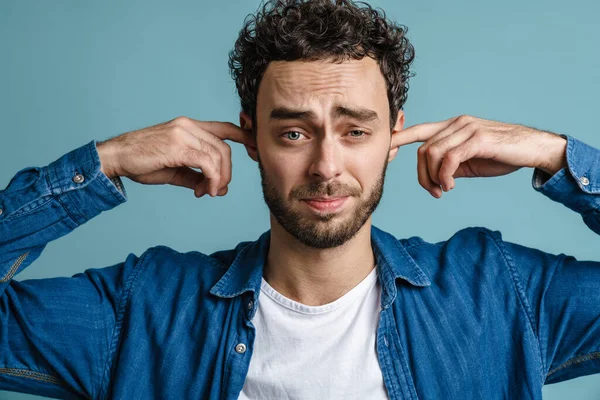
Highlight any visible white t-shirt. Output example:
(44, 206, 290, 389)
(239, 267, 389, 400)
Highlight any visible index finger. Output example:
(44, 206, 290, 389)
(392, 118, 455, 147)
(190, 120, 256, 147)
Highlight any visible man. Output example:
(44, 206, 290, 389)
(1, 0, 599, 399)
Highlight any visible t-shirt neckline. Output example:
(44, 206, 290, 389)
(259, 266, 378, 315)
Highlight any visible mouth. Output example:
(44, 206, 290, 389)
(301, 196, 350, 213)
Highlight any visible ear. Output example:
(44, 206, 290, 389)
(240, 111, 258, 162)
(388, 110, 405, 163)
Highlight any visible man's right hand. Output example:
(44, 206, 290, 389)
(96, 116, 256, 198)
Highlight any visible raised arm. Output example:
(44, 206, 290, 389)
(392, 114, 600, 384)
(0, 116, 254, 398)
(0, 139, 131, 398)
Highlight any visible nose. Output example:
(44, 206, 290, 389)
(307, 136, 343, 181)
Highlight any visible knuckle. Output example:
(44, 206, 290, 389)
(203, 164, 218, 178)
(425, 146, 438, 158)
(172, 116, 190, 126)
(417, 145, 427, 156)
(222, 142, 232, 156)
(445, 151, 459, 165)
(457, 114, 472, 123)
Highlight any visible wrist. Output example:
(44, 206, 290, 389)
(537, 133, 567, 176)
(96, 140, 120, 179)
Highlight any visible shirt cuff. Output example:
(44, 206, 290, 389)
(532, 134, 600, 215)
(46, 140, 127, 226)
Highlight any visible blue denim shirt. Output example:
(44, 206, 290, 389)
(0, 135, 599, 400)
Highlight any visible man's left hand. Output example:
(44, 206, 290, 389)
(391, 115, 568, 198)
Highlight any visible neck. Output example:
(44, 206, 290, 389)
(263, 216, 376, 306)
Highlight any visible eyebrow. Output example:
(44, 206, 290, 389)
(269, 106, 379, 123)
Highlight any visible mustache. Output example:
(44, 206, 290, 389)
(290, 181, 361, 199)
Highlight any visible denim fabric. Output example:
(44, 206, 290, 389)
(0, 135, 599, 399)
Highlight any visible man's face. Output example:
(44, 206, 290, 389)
(251, 57, 401, 249)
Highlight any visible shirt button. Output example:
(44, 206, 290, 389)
(72, 173, 85, 184)
(0, 208, 3, 216)
(247, 300, 253, 310)
(580, 176, 590, 186)
(235, 343, 247, 354)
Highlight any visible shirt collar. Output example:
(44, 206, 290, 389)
(209, 226, 431, 308)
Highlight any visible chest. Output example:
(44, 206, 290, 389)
(239, 282, 388, 399)
(105, 269, 544, 400)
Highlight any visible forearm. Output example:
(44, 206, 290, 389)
(0, 140, 127, 284)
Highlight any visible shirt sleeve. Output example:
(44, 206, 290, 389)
(531, 133, 600, 234)
(497, 134, 600, 385)
(0, 141, 137, 398)
(0, 139, 127, 282)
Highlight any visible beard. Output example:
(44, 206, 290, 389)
(258, 156, 387, 249)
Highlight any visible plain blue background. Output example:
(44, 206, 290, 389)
(1, 0, 599, 398)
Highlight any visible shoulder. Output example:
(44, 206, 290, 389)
(125, 240, 255, 292)
(398, 226, 507, 275)
(400, 225, 503, 251)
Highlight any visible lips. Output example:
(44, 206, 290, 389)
(305, 197, 345, 201)
(301, 196, 349, 212)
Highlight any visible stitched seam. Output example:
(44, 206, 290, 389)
(386, 311, 410, 399)
(488, 230, 547, 380)
(46, 169, 81, 225)
(372, 245, 394, 308)
(2, 198, 53, 222)
(97, 249, 151, 400)
(377, 314, 396, 399)
(0, 367, 61, 385)
(0, 252, 29, 283)
(547, 351, 600, 377)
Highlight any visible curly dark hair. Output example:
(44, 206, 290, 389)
(228, 0, 415, 132)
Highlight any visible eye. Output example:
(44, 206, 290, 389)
(282, 131, 305, 141)
(348, 130, 366, 138)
